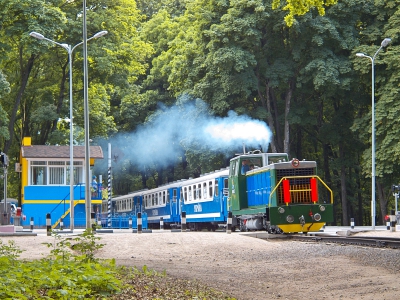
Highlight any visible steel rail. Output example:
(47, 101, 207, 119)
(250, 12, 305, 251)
(290, 235, 400, 249)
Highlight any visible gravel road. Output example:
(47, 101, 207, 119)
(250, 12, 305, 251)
(2, 229, 400, 299)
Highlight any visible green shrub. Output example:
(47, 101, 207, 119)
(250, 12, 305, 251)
(0, 229, 121, 299)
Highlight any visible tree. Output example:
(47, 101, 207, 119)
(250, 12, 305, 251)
(0, 71, 10, 141)
(353, 0, 400, 223)
(272, 0, 338, 26)
(0, 0, 67, 153)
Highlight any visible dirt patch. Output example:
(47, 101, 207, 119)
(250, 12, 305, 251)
(2, 230, 400, 299)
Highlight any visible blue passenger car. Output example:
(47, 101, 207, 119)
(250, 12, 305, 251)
(104, 191, 147, 229)
(143, 182, 181, 229)
(180, 169, 229, 231)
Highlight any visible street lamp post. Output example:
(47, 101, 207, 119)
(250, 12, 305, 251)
(356, 37, 391, 230)
(29, 30, 107, 231)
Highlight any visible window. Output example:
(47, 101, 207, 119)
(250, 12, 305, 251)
(215, 179, 219, 196)
(163, 191, 166, 204)
(197, 184, 202, 199)
(67, 161, 83, 184)
(49, 161, 65, 185)
(203, 183, 207, 199)
(31, 161, 47, 185)
(224, 178, 229, 195)
(209, 181, 213, 198)
(30, 160, 83, 185)
(188, 186, 192, 201)
(231, 160, 238, 176)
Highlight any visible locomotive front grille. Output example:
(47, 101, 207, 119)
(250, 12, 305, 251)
(276, 167, 315, 178)
(276, 168, 316, 205)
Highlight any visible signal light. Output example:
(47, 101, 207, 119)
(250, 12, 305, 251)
(0, 151, 9, 167)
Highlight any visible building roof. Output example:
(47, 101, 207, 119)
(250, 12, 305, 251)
(21, 145, 104, 159)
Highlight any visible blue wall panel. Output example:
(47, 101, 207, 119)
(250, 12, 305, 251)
(22, 185, 91, 227)
(247, 170, 272, 207)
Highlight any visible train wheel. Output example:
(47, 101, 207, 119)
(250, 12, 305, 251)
(239, 220, 246, 232)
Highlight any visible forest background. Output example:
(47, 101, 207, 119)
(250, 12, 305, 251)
(0, 0, 399, 227)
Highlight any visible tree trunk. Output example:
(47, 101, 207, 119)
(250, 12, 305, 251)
(4, 52, 36, 153)
(355, 162, 363, 226)
(323, 143, 336, 225)
(339, 143, 348, 225)
(376, 181, 388, 225)
(263, 81, 277, 153)
(283, 81, 293, 154)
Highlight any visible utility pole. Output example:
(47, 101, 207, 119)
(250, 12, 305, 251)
(1, 151, 9, 225)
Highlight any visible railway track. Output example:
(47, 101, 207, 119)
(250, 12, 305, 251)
(290, 234, 400, 249)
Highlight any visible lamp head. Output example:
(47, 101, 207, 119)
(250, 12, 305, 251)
(29, 32, 45, 40)
(93, 30, 108, 39)
(381, 38, 391, 48)
(356, 53, 366, 58)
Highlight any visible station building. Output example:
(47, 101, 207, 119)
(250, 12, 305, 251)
(19, 137, 103, 227)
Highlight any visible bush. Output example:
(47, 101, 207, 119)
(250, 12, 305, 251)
(0, 229, 122, 299)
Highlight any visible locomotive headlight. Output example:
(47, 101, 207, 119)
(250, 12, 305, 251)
(286, 215, 294, 223)
(314, 213, 322, 221)
(319, 205, 326, 212)
(278, 207, 285, 214)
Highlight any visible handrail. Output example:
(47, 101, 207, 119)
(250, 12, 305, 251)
(49, 184, 82, 229)
(50, 184, 81, 214)
(268, 175, 333, 206)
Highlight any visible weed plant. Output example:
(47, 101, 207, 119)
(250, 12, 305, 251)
(0, 229, 121, 299)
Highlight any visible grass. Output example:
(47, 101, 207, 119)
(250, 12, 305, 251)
(112, 265, 235, 299)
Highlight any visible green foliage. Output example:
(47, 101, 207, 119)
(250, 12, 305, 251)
(0, 70, 10, 98)
(272, 0, 338, 26)
(44, 229, 105, 263)
(0, 230, 121, 299)
(0, 240, 23, 260)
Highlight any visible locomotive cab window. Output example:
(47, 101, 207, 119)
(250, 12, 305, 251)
(268, 155, 288, 164)
(230, 159, 239, 176)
